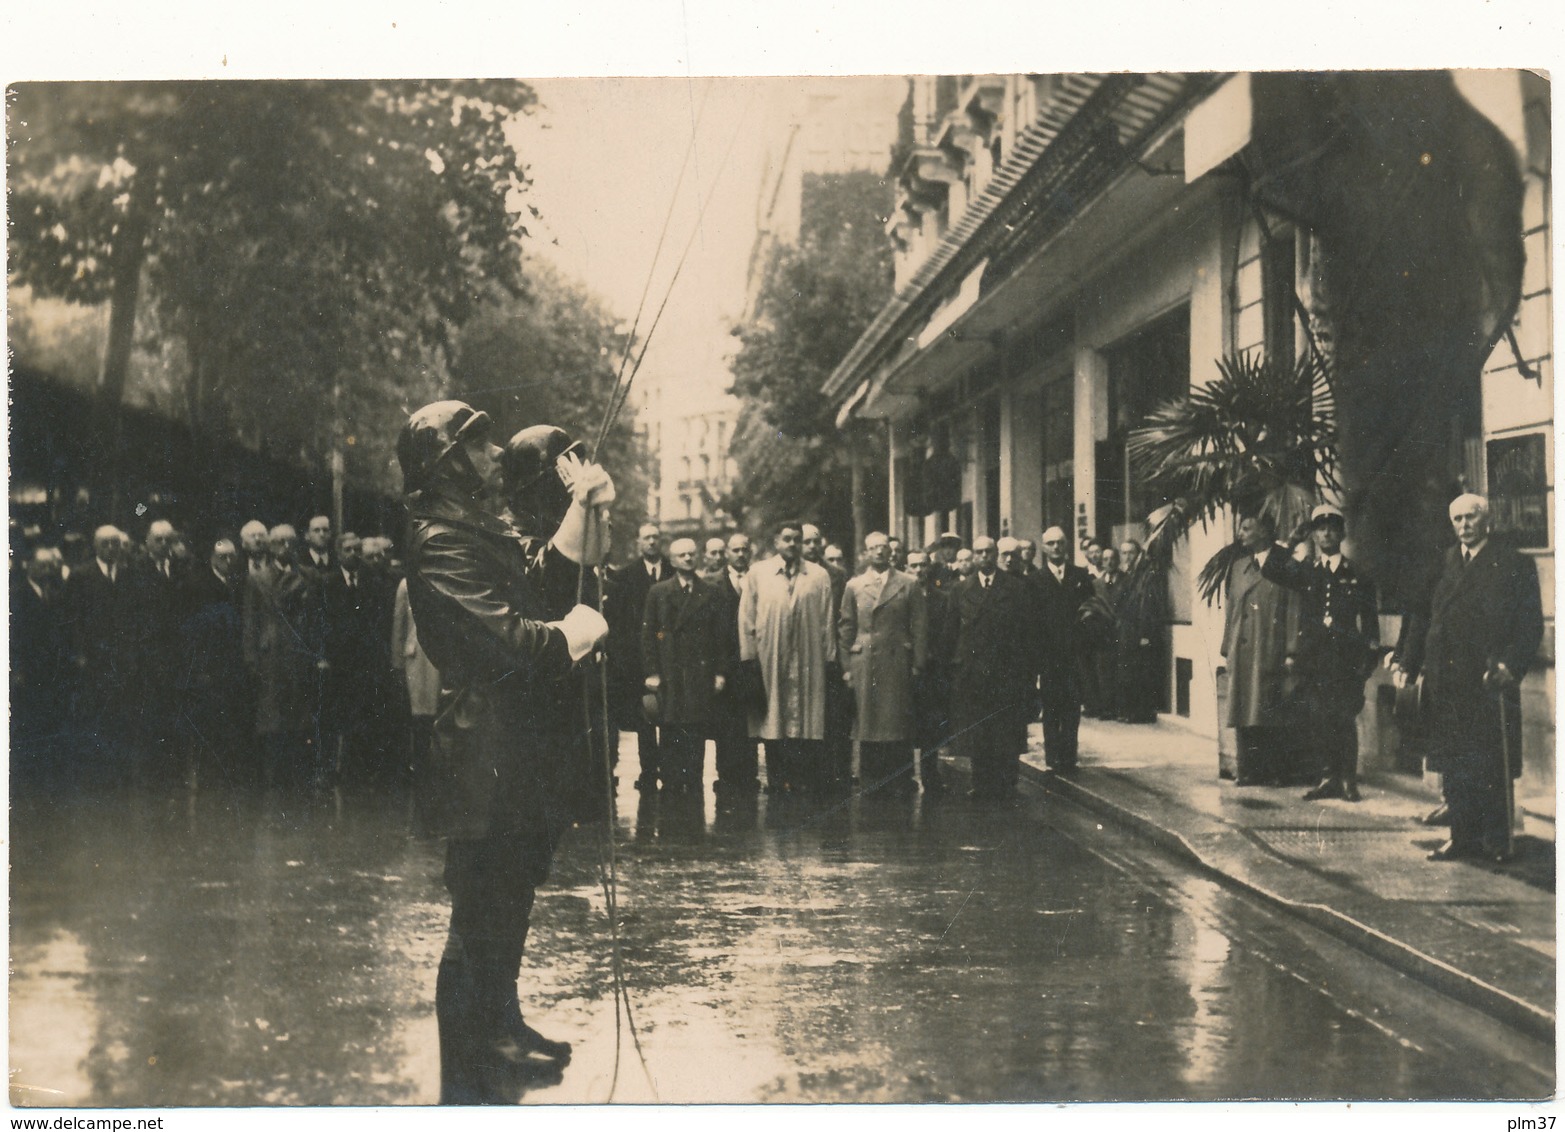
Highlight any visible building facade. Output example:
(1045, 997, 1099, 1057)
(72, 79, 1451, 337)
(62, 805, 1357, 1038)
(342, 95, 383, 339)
(826, 71, 1554, 812)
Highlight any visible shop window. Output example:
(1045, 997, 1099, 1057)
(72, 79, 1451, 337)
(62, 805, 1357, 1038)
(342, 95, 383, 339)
(1261, 227, 1297, 372)
(1100, 305, 1191, 540)
(981, 395, 1001, 538)
(1487, 433, 1551, 549)
(1038, 377, 1074, 533)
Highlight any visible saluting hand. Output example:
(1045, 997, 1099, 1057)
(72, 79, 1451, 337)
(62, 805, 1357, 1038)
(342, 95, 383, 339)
(558, 453, 616, 507)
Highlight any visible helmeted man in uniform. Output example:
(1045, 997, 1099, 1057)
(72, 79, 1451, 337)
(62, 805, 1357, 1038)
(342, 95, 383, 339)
(1262, 503, 1381, 802)
(400, 401, 612, 1103)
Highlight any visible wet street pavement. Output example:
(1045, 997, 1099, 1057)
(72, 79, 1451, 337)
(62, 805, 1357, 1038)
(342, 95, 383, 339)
(9, 741, 1553, 1107)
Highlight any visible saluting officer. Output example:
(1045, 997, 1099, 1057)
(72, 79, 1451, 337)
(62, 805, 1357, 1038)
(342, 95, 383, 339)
(1262, 504, 1380, 802)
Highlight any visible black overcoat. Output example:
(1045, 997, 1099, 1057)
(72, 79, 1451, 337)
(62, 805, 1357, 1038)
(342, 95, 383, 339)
(1401, 542, 1542, 777)
(951, 570, 1036, 745)
(641, 575, 734, 726)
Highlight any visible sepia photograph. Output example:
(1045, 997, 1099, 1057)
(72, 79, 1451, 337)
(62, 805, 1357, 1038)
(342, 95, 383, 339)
(4, 3, 1558, 1124)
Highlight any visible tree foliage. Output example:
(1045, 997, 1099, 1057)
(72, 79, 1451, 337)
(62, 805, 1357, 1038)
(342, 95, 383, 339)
(1127, 350, 1339, 603)
(726, 169, 894, 540)
(450, 256, 652, 558)
(7, 79, 539, 492)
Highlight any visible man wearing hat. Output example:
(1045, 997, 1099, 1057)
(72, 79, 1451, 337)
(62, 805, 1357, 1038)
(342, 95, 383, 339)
(1261, 503, 1381, 801)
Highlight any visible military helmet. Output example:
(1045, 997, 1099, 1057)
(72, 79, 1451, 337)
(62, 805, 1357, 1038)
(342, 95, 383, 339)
(397, 401, 492, 494)
(502, 425, 585, 532)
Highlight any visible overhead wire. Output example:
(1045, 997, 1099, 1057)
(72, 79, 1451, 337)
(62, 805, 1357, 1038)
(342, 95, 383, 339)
(579, 79, 755, 1103)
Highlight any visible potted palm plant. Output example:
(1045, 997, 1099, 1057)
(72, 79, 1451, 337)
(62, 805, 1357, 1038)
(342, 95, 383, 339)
(1127, 350, 1339, 603)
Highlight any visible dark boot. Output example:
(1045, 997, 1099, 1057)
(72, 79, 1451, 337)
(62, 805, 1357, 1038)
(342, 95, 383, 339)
(436, 954, 489, 1105)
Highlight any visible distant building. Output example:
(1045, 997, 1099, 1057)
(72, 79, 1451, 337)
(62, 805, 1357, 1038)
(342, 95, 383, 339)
(641, 387, 739, 538)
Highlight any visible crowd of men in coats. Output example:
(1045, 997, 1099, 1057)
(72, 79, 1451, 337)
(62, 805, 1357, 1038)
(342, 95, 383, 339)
(11, 512, 410, 803)
(604, 489, 1543, 865)
(11, 477, 1540, 867)
(600, 518, 1167, 805)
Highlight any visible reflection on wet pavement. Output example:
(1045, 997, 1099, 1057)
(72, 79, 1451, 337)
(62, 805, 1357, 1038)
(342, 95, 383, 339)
(8, 750, 1541, 1106)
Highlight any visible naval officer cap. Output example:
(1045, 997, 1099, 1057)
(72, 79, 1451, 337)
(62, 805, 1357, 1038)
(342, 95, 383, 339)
(1310, 503, 1345, 527)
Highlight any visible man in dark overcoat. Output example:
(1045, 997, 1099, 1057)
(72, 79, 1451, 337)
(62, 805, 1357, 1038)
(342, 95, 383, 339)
(1395, 493, 1542, 863)
(11, 546, 71, 784)
(952, 537, 1036, 801)
(803, 523, 853, 792)
(641, 537, 734, 794)
(1112, 540, 1165, 723)
(129, 519, 191, 780)
(1262, 504, 1380, 802)
(176, 538, 250, 789)
(60, 525, 140, 782)
(1032, 526, 1096, 772)
(606, 522, 671, 790)
(402, 402, 612, 1103)
(242, 524, 330, 798)
(1222, 513, 1304, 785)
(324, 531, 399, 785)
(908, 550, 956, 792)
(710, 532, 758, 797)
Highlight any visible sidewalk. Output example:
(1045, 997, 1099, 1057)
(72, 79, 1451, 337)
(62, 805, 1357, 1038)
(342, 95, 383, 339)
(1017, 717, 1556, 1044)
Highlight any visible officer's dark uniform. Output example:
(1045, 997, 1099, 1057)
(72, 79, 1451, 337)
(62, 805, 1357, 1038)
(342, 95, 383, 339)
(1262, 541, 1380, 799)
(400, 404, 583, 1103)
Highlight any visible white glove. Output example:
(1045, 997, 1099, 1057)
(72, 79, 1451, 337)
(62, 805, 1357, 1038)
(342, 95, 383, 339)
(550, 603, 609, 662)
(558, 453, 616, 507)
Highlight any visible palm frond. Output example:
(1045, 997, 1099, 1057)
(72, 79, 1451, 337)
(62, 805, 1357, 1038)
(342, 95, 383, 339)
(1127, 349, 1338, 606)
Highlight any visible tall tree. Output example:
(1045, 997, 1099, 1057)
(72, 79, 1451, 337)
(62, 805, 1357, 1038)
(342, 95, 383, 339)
(8, 79, 539, 507)
(727, 170, 893, 546)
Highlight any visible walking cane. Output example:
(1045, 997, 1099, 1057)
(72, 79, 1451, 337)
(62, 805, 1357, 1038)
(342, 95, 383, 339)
(1498, 688, 1517, 858)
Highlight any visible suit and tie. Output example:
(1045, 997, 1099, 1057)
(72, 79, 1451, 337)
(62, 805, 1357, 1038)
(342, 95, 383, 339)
(641, 573, 735, 793)
(708, 567, 759, 794)
(60, 560, 141, 773)
(1033, 558, 1096, 770)
(952, 568, 1035, 799)
(607, 555, 673, 788)
(1400, 540, 1542, 857)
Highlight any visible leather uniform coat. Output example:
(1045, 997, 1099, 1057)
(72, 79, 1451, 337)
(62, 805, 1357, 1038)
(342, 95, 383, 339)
(404, 489, 579, 840)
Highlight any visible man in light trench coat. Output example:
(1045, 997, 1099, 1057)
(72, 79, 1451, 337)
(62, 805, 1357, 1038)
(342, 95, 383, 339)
(738, 519, 836, 794)
(839, 531, 927, 793)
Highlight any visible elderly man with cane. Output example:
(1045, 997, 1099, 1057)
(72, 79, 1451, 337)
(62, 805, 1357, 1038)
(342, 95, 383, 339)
(1393, 493, 1542, 864)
